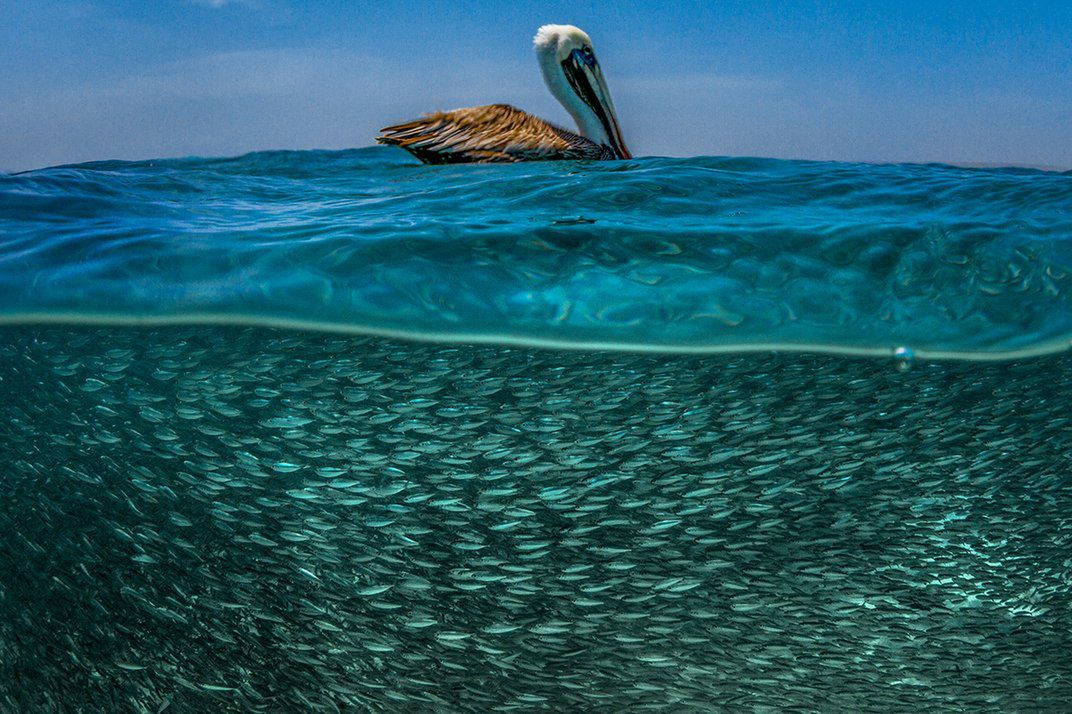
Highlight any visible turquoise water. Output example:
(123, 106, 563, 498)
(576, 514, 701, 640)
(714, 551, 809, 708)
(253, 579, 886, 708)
(3, 148, 1072, 357)
(2, 150, 1072, 710)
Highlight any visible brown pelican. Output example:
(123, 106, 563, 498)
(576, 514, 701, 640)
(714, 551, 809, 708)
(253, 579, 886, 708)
(377, 24, 631, 164)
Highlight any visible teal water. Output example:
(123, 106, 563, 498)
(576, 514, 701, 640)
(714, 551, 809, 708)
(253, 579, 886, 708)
(2, 148, 1072, 357)
(1, 150, 1072, 710)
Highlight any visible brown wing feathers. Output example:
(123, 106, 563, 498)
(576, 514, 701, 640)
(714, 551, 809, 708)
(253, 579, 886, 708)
(378, 104, 601, 164)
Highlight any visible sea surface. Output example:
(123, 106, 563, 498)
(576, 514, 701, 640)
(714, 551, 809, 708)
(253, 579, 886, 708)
(1, 148, 1071, 710)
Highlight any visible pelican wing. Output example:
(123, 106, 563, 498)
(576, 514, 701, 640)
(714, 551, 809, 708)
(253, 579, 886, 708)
(377, 104, 607, 164)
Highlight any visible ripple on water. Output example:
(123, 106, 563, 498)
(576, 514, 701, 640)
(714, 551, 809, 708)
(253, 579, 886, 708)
(2, 147, 1071, 359)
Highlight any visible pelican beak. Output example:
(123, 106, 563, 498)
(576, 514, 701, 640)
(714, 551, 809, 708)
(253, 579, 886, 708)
(562, 49, 632, 160)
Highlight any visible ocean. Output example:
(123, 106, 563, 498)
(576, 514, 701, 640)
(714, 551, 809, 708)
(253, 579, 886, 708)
(1, 148, 1071, 710)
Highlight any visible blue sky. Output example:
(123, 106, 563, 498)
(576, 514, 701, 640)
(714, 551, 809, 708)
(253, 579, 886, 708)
(2, 0, 1070, 171)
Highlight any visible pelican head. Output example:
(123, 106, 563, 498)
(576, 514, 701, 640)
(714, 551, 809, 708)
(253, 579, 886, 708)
(534, 24, 631, 160)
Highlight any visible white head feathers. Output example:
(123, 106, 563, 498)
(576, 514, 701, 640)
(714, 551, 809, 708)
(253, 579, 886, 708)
(532, 24, 631, 159)
(533, 24, 593, 59)
(532, 25, 603, 141)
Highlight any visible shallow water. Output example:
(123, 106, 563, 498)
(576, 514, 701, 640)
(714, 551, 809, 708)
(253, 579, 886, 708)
(2, 148, 1071, 357)
(1, 150, 1071, 710)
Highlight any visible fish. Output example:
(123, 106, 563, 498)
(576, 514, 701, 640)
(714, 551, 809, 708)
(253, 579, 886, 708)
(0, 324, 1070, 710)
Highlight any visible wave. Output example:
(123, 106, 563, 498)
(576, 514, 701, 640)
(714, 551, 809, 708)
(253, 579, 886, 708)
(2, 147, 1071, 360)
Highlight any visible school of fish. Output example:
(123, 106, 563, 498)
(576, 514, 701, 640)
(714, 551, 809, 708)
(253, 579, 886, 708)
(1, 325, 1070, 711)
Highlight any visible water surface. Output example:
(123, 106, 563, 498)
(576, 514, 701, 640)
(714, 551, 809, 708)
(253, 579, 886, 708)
(3, 148, 1071, 357)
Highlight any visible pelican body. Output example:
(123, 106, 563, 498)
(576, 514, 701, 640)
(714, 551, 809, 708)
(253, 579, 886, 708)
(377, 25, 631, 164)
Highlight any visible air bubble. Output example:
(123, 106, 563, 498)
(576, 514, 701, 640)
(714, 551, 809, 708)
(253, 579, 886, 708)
(893, 346, 915, 371)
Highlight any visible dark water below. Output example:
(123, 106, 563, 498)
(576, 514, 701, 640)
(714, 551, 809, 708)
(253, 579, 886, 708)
(2, 325, 1070, 711)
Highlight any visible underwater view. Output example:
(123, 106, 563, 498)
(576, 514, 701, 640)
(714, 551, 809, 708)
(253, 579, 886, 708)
(2, 149, 1072, 710)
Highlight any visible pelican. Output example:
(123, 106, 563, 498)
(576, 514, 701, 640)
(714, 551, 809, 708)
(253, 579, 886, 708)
(377, 24, 631, 164)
